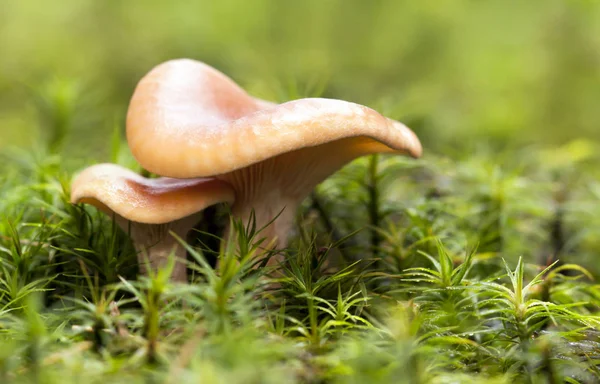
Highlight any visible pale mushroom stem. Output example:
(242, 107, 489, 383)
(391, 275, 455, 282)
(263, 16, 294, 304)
(115, 214, 201, 282)
(229, 194, 299, 250)
(219, 136, 398, 265)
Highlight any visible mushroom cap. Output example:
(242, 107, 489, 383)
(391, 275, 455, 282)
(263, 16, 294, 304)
(126, 59, 422, 179)
(70, 163, 235, 224)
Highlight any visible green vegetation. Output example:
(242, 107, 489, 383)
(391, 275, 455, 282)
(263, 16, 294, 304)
(1, 1, 599, 383)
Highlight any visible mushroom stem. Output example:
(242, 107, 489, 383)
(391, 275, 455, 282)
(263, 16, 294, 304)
(228, 193, 299, 250)
(116, 214, 201, 282)
(218, 136, 397, 264)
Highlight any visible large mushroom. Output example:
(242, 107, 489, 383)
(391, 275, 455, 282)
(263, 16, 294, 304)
(126, 59, 422, 263)
(70, 163, 235, 281)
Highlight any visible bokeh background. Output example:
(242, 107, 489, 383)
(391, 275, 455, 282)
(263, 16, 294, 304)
(1, 2, 600, 380)
(1, 0, 599, 164)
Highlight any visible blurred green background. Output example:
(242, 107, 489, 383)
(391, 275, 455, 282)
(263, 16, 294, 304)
(1, 0, 599, 165)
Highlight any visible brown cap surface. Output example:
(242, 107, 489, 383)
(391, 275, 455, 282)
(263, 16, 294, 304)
(127, 59, 422, 179)
(70, 163, 235, 224)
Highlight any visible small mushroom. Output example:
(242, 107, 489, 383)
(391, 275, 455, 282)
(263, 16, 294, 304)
(70, 163, 235, 281)
(126, 59, 422, 262)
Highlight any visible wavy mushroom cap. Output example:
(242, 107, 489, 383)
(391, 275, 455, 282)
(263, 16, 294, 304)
(70, 163, 235, 224)
(126, 59, 422, 179)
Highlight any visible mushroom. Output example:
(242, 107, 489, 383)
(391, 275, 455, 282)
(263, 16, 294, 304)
(70, 163, 235, 281)
(126, 59, 422, 264)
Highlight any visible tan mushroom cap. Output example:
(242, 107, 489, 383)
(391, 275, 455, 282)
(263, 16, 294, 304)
(126, 59, 422, 179)
(70, 163, 235, 224)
